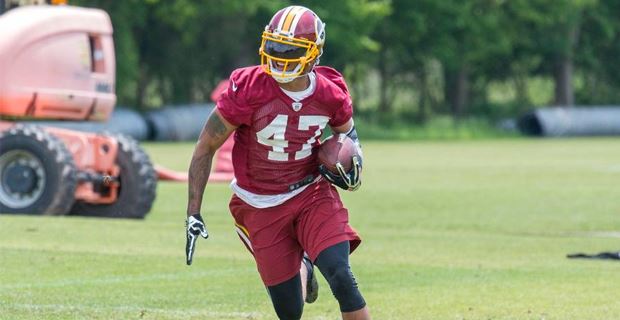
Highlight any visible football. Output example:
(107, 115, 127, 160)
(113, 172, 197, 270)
(317, 134, 359, 173)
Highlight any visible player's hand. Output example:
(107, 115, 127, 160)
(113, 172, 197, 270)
(186, 213, 209, 265)
(319, 155, 362, 191)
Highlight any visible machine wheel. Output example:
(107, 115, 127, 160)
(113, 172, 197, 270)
(0, 125, 77, 215)
(70, 134, 156, 219)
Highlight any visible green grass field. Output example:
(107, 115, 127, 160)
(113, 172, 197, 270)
(1, 139, 620, 319)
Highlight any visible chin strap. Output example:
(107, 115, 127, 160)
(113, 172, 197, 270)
(272, 73, 298, 83)
(271, 60, 318, 84)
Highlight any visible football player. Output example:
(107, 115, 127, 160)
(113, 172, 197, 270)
(185, 5, 370, 320)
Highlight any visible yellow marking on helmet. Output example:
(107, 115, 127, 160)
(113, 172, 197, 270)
(282, 6, 302, 33)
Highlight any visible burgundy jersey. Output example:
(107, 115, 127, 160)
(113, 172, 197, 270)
(216, 66, 353, 195)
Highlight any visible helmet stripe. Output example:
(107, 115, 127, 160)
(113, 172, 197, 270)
(289, 7, 309, 35)
(276, 6, 294, 31)
(281, 6, 303, 33)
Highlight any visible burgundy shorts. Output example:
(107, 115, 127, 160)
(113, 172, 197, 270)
(229, 179, 361, 286)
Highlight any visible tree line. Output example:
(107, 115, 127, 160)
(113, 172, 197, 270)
(75, 0, 620, 122)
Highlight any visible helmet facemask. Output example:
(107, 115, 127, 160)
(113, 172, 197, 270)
(260, 30, 323, 83)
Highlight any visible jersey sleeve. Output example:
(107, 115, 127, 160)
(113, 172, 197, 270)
(322, 67, 353, 127)
(216, 71, 254, 127)
(329, 95, 353, 127)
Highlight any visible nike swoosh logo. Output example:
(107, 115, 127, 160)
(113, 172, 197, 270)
(231, 80, 238, 92)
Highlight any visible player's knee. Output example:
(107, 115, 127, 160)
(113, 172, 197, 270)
(323, 264, 366, 312)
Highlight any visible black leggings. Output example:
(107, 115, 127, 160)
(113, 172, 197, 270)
(267, 241, 366, 319)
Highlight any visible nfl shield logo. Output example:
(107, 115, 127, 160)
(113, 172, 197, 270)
(292, 102, 303, 112)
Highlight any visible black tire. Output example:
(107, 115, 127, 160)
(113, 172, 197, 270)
(69, 134, 157, 219)
(0, 125, 77, 215)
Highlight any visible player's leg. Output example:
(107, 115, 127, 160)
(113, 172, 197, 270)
(295, 180, 368, 318)
(267, 274, 304, 320)
(315, 241, 370, 319)
(268, 254, 315, 320)
(229, 195, 307, 319)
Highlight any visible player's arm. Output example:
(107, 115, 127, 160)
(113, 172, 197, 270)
(332, 119, 360, 146)
(187, 108, 236, 216)
(331, 118, 363, 165)
(320, 118, 363, 191)
(185, 108, 236, 265)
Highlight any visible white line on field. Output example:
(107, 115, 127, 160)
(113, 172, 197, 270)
(3, 303, 264, 319)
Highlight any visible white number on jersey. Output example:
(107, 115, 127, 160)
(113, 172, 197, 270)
(256, 115, 330, 161)
(256, 114, 289, 161)
(296, 116, 330, 160)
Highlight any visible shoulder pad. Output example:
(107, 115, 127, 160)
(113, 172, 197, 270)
(314, 66, 350, 95)
(226, 66, 275, 104)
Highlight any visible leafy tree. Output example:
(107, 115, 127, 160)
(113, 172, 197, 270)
(73, 0, 620, 123)
(575, 0, 620, 104)
(503, 0, 597, 106)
